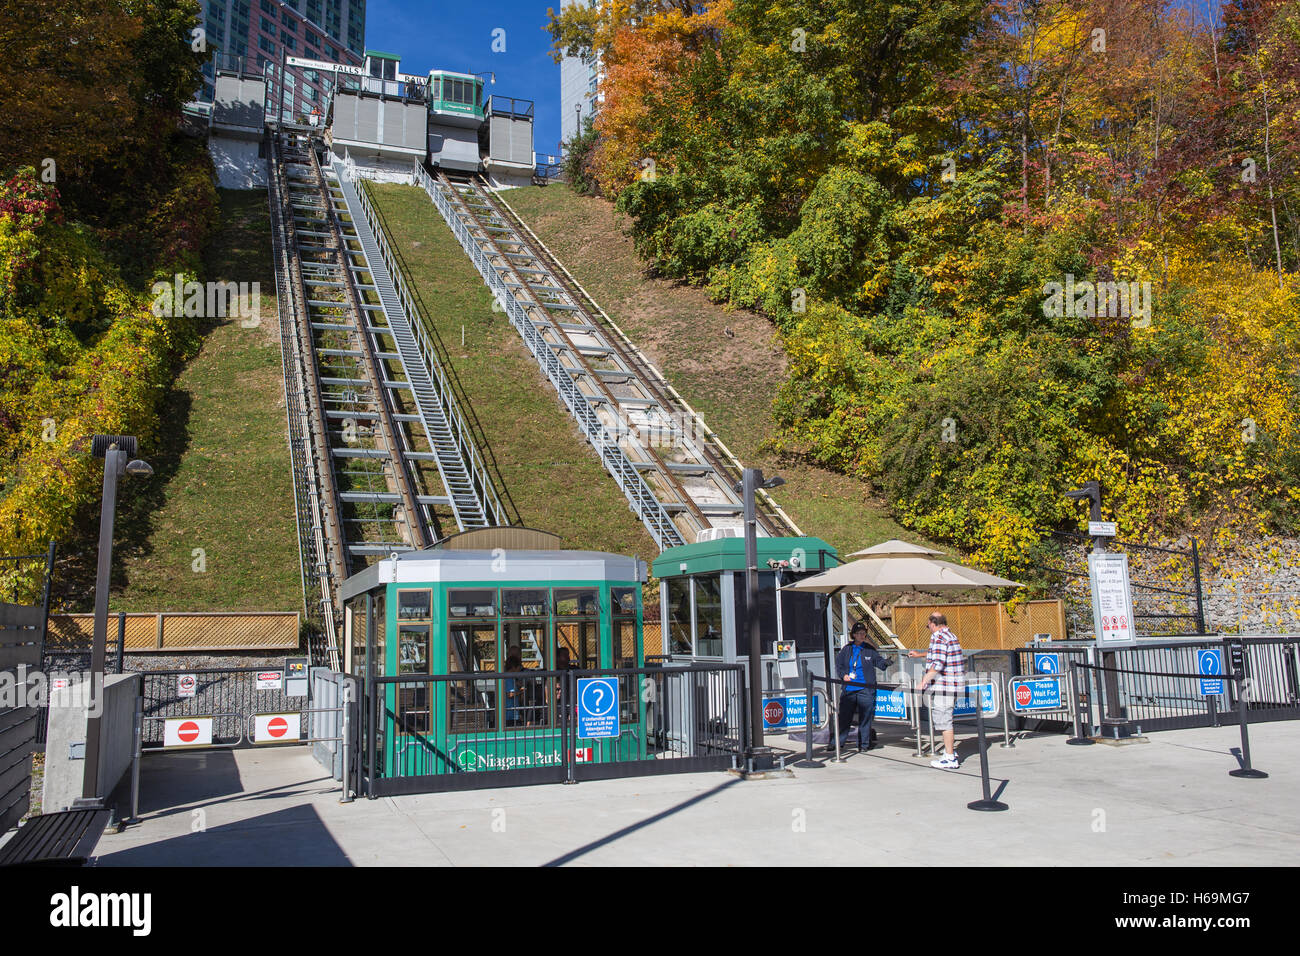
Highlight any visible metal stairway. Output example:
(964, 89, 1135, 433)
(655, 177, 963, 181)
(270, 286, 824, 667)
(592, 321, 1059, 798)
(331, 161, 503, 531)
(267, 132, 514, 665)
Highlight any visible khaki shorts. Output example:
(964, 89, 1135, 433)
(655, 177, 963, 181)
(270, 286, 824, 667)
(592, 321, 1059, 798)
(929, 694, 956, 731)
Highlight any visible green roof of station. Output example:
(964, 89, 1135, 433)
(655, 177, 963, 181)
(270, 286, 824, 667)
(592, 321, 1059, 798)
(652, 536, 836, 578)
(365, 50, 401, 61)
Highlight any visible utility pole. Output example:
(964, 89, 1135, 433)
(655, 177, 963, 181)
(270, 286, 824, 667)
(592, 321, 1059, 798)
(80, 436, 152, 805)
(735, 468, 783, 772)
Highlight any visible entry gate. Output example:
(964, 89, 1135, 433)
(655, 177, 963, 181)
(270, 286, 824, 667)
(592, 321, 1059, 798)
(130, 666, 357, 816)
(356, 663, 745, 797)
(138, 667, 311, 748)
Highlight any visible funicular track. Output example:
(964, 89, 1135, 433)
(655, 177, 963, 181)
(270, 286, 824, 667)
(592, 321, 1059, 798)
(268, 131, 511, 665)
(408, 162, 894, 640)
(412, 162, 781, 550)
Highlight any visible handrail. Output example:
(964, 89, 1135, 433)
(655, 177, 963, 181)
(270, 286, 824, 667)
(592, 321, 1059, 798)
(355, 177, 522, 527)
(339, 162, 510, 529)
(490, 186, 800, 539)
(412, 160, 686, 550)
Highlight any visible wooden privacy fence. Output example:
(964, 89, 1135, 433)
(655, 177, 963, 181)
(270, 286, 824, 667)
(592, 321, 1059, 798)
(1, 600, 43, 833)
(45, 612, 301, 653)
(892, 600, 1067, 650)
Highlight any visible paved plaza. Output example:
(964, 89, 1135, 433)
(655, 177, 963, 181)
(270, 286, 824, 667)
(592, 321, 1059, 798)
(49, 721, 1300, 867)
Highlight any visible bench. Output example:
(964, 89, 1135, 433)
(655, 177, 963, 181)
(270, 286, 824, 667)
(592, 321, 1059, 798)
(0, 808, 112, 866)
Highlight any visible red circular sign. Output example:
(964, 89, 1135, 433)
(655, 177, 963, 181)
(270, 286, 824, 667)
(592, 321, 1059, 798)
(1015, 683, 1032, 707)
(268, 717, 289, 738)
(178, 720, 200, 743)
(763, 700, 785, 725)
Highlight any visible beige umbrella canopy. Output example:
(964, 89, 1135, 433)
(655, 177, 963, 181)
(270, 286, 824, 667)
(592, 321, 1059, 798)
(782, 548, 1022, 595)
(847, 539, 945, 559)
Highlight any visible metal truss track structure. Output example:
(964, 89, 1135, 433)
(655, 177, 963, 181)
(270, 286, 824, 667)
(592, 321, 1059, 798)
(411, 161, 800, 550)
(268, 132, 509, 664)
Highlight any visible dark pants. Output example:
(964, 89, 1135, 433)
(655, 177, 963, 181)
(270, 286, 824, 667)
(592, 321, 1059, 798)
(837, 687, 878, 748)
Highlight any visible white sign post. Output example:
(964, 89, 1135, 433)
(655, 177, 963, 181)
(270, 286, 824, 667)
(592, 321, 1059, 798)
(1088, 551, 1137, 648)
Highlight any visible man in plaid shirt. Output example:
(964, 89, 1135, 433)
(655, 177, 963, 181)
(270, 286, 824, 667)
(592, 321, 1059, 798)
(908, 612, 965, 769)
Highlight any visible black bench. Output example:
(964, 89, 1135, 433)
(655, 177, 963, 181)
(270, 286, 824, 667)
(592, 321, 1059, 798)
(0, 808, 111, 866)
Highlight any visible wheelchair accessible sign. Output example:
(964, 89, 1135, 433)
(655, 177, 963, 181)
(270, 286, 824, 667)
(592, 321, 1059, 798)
(577, 677, 620, 738)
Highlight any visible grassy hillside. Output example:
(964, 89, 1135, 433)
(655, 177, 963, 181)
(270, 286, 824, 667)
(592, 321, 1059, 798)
(502, 183, 922, 559)
(364, 181, 659, 560)
(105, 190, 300, 612)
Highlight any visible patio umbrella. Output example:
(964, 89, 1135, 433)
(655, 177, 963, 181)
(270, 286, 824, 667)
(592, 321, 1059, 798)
(847, 539, 945, 559)
(782, 552, 1022, 595)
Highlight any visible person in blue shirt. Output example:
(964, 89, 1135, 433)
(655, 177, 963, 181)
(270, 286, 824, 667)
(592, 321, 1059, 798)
(833, 622, 892, 751)
(503, 650, 525, 727)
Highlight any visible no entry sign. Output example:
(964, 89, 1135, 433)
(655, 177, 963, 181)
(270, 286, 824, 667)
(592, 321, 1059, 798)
(253, 713, 301, 744)
(163, 716, 213, 748)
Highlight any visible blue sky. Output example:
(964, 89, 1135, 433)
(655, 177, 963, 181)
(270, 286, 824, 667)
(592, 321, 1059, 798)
(364, 0, 567, 159)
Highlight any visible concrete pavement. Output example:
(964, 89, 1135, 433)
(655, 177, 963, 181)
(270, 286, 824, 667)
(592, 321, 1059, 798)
(84, 722, 1300, 866)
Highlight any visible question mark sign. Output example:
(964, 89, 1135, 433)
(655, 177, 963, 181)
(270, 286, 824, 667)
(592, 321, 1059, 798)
(593, 686, 605, 710)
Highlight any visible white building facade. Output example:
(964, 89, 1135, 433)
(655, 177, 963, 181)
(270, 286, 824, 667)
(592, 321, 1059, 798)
(558, 0, 604, 154)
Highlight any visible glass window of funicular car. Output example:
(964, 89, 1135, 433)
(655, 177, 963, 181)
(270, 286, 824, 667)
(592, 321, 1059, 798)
(447, 588, 496, 619)
(397, 588, 432, 622)
(346, 596, 366, 677)
(555, 587, 600, 672)
(447, 590, 500, 733)
(396, 620, 431, 734)
(372, 589, 386, 678)
(501, 588, 554, 728)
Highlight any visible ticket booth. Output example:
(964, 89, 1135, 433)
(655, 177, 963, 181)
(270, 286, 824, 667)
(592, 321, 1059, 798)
(652, 536, 839, 703)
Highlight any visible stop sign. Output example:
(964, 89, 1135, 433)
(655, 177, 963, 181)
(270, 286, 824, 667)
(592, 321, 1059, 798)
(178, 720, 200, 743)
(1014, 683, 1032, 707)
(763, 700, 785, 726)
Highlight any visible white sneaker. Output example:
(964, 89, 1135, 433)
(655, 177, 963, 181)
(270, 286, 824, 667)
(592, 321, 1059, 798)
(930, 754, 960, 770)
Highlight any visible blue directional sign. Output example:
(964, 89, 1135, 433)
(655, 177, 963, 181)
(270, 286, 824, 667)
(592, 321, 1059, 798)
(1034, 653, 1061, 675)
(1197, 648, 1225, 697)
(577, 677, 620, 738)
(875, 688, 908, 721)
(1010, 677, 1065, 712)
(953, 682, 997, 718)
(761, 694, 820, 730)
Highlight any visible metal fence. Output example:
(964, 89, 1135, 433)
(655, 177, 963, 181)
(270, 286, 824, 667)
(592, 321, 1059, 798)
(1027, 636, 1300, 734)
(360, 663, 745, 796)
(139, 668, 310, 748)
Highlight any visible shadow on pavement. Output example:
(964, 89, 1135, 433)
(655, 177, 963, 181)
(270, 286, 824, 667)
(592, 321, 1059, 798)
(95, 804, 352, 866)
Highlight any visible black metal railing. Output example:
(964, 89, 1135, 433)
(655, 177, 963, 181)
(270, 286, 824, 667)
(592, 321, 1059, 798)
(360, 663, 745, 795)
(1053, 636, 1300, 733)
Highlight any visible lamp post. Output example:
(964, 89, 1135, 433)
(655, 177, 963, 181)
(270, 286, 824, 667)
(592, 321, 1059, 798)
(80, 435, 152, 805)
(732, 468, 784, 772)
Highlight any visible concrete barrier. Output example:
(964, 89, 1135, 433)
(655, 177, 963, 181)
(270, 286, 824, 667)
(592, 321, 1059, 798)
(42, 674, 139, 813)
